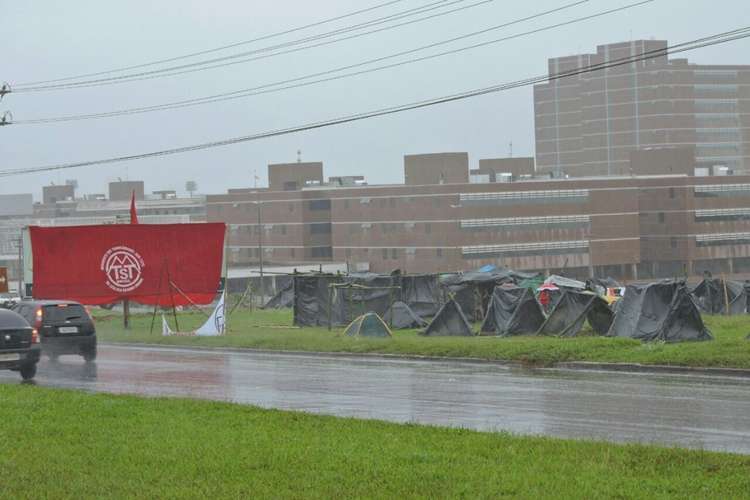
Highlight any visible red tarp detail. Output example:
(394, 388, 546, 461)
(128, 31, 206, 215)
(30, 223, 225, 306)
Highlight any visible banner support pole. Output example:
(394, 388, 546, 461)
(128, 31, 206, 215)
(166, 264, 180, 331)
(123, 298, 130, 330)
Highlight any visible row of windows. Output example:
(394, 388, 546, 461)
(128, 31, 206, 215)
(462, 240, 589, 259)
(695, 208, 750, 222)
(696, 232, 750, 247)
(343, 248, 444, 259)
(460, 215, 590, 230)
(460, 190, 589, 206)
(694, 184, 750, 198)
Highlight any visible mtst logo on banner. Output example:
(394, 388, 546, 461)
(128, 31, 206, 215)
(29, 223, 225, 306)
(101, 246, 145, 293)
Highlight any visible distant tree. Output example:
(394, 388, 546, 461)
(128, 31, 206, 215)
(185, 180, 198, 198)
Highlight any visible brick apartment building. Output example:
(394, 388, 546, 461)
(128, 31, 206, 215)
(207, 151, 750, 281)
(534, 40, 750, 177)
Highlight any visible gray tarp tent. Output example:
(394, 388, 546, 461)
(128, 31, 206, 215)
(263, 280, 294, 309)
(608, 281, 712, 342)
(400, 275, 441, 317)
(691, 278, 747, 315)
(479, 286, 545, 337)
(383, 301, 426, 329)
(422, 299, 474, 337)
(538, 290, 613, 337)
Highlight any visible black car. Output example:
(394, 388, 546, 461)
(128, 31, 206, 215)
(13, 300, 97, 362)
(0, 309, 41, 380)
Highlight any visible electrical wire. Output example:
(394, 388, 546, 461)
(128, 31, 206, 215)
(14, 0, 608, 125)
(13, 0, 469, 92)
(15, 0, 408, 87)
(2, 27, 747, 178)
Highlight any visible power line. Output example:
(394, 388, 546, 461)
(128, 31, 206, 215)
(14, 0, 610, 125)
(3, 28, 747, 178)
(13, 0, 470, 92)
(15, 0, 408, 87)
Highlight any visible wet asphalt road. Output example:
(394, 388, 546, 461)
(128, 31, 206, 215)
(1, 344, 749, 454)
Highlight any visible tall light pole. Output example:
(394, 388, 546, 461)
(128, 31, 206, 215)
(255, 194, 264, 305)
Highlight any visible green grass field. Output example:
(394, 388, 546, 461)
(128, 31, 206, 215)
(94, 307, 750, 369)
(1, 384, 748, 499)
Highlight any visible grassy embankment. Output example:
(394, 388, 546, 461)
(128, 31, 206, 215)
(94, 308, 750, 369)
(0, 384, 748, 498)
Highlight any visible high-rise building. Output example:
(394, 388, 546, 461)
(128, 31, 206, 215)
(534, 40, 750, 177)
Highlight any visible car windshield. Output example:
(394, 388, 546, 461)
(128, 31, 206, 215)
(43, 304, 88, 322)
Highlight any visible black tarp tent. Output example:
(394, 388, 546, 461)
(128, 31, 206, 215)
(422, 299, 474, 337)
(442, 268, 539, 322)
(691, 278, 747, 315)
(293, 273, 439, 327)
(608, 281, 712, 342)
(479, 286, 545, 337)
(293, 274, 346, 327)
(538, 290, 613, 337)
(383, 301, 426, 329)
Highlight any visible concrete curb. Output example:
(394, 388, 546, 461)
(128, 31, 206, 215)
(101, 342, 750, 378)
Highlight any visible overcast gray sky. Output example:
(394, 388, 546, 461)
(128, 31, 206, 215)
(2, 0, 748, 200)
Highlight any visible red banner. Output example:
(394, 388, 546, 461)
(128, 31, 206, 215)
(30, 223, 226, 306)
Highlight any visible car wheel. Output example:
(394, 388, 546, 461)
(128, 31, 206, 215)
(20, 363, 37, 380)
(82, 350, 97, 363)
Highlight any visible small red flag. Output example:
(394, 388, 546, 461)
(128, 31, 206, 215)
(130, 191, 139, 224)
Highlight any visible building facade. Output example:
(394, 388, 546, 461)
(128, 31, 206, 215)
(534, 40, 750, 177)
(208, 156, 750, 281)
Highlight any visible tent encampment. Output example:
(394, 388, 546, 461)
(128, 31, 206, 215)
(422, 299, 474, 337)
(344, 312, 393, 338)
(691, 278, 747, 315)
(383, 301, 426, 329)
(608, 281, 712, 342)
(538, 290, 613, 337)
(479, 286, 545, 337)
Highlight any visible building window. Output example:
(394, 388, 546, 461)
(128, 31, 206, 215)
(658, 213, 665, 223)
(279, 225, 287, 235)
(290, 248, 295, 258)
(433, 198, 441, 208)
(389, 198, 396, 208)
(310, 223, 332, 234)
(391, 249, 398, 260)
(671, 238, 678, 249)
(382, 248, 389, 260)
(380, 199, 387, 208)
(669, 188, 675, 199)
(345, 249, 352, 258)
(436, 248, 443, 258)
(344, 199, 350, 209)
(288, 203, 294, 213)
(311, 247, 332, 258)
(425, 223, 432, 234)
(309, 199, 331, 211)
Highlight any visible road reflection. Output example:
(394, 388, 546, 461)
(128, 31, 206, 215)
(1, 345, 749, 454)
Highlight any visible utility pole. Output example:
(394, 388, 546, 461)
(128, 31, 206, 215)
(15, 236, 23, 297)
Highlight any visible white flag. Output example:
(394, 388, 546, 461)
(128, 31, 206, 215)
(196, 291, 226, 336)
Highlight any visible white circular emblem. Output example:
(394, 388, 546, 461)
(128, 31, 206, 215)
(100, 246, 145, 293)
